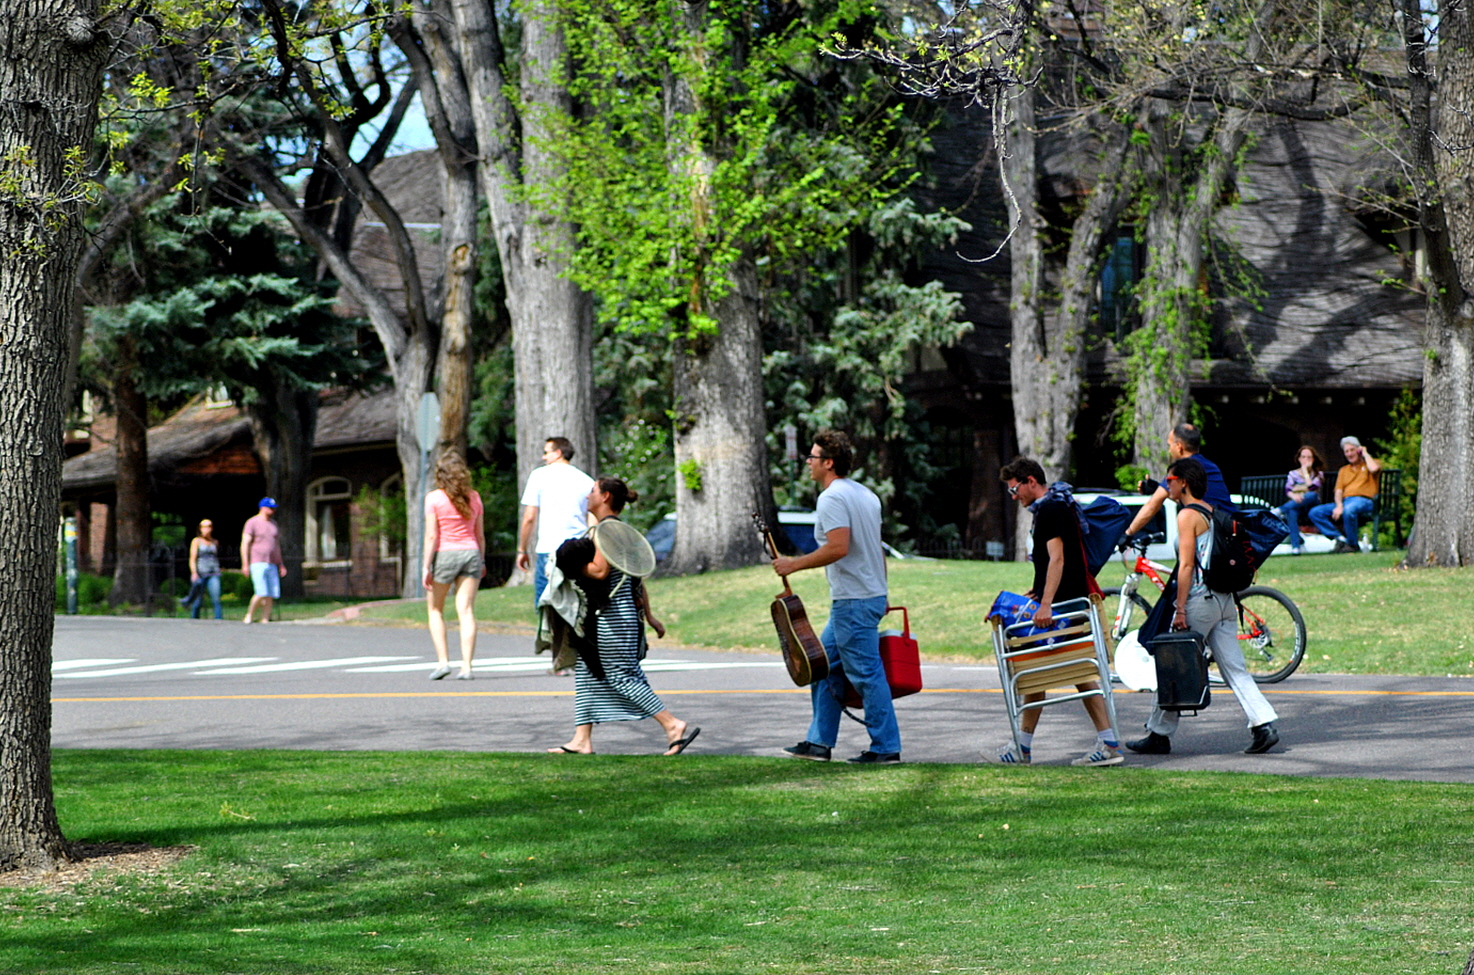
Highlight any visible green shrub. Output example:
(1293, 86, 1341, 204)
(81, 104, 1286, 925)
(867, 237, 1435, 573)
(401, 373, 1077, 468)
(55, 571, 113, 611)
(221, 572, 254, 600)
(1374, 386, 1419, 549)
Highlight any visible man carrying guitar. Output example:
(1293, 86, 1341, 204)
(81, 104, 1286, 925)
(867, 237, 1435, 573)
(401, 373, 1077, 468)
(772, 430, 901, 765)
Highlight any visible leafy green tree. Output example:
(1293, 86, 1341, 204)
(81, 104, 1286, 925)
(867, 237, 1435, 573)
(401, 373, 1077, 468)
(763, 198, 972, 540)
(542, 0, 963, 571)
(81, 192, 378, 601)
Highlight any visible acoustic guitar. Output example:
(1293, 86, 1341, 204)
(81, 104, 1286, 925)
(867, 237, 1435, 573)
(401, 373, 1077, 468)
(752, 512, 829, 687)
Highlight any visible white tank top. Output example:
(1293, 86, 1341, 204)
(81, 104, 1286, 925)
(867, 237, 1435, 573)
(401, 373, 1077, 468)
(1187, 507, 1213, 598)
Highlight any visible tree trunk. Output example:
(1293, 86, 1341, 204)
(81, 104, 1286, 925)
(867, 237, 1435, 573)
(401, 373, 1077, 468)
(0, 0, 106, 872)
(513, 1, 596, 479)
(1001, 84, 1048, 559)
(1130, 100, 1251, 471)
(667, 253, 772, 574)
(247, 387, 319, 599)
(437, 241, 475, 462)
(246, 161, 436, 599)
(109, 345, 151, 606)
(402, 1, 479, 463)
(395, 333, 437, 597)
(659, 1, 772, 575)
(1402, 0, 1474, 567)
(1002, 86, 1132, 556)
(453, 0, 596, 481)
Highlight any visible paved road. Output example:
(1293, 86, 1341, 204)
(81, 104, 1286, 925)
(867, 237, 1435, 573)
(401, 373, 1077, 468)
(49, 616, 1474, 783)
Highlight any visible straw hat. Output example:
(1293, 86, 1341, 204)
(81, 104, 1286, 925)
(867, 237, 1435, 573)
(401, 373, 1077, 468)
(590, 519, 657, 579)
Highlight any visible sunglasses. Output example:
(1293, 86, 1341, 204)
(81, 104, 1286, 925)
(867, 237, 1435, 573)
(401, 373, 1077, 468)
(804, 453, 827, 462)
(1007, 484, 1020, 498)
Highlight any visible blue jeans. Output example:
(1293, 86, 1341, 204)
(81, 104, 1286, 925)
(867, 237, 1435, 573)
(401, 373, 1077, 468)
(186, 575, 222, 619)
(533, 553, 549, 606)
(1278, 492, 1320, 549)
(805, 596, 901, 755)
(1309, 495, 1375, 547)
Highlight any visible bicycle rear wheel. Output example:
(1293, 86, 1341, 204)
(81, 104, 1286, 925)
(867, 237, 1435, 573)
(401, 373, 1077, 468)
(1234, 586, 1307, 683)
(1100, 586, 1153, 642)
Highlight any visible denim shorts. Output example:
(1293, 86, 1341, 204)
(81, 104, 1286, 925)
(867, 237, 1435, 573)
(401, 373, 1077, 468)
(249, 562, 281, 599)
(432, 549, 483, 584)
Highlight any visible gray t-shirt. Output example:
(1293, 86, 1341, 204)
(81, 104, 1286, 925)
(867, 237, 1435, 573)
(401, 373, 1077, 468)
(815, 477, 887, 600)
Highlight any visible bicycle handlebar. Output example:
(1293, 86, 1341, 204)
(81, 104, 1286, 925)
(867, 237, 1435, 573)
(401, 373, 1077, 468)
(1117, 531, 1166, 554)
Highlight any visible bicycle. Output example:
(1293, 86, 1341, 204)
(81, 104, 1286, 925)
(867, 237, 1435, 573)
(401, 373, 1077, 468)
(1101, 533, 1307, 684)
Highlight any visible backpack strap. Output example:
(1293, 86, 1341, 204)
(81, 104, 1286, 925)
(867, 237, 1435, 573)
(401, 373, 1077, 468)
(1074, 530, 1104, 598)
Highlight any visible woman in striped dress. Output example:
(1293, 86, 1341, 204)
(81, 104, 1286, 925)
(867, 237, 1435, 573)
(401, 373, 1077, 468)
(547, 477, 699, 756)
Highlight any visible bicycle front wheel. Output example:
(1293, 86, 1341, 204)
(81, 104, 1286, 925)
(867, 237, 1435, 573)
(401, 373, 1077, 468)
(1235, 586, 1307, 683)
(1100, 586, 1153, 642)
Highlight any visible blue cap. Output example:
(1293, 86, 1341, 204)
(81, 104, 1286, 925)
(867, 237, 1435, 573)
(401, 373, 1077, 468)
(258, 497, 278, 509)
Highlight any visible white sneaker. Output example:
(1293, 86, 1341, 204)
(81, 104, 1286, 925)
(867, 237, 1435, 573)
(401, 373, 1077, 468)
(992, 740, 1031, 765)
(1071, 745, 1124, 767)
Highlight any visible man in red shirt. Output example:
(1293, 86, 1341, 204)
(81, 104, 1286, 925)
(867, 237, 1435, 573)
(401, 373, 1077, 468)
(241, 498, 285, 623)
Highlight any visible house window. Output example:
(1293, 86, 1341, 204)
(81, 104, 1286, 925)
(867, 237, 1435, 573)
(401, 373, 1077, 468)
(307, 477, 354, 563)
(1099, 234, 1140, 342)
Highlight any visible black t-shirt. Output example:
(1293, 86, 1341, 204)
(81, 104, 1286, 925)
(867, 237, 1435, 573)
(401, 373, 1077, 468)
(1030, 498, 1090, 604)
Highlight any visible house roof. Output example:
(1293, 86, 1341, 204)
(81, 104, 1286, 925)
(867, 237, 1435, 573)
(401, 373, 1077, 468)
(314, 388, 397, 450)
(62, 389, 397, 493)
(911, 103, 1425, 392)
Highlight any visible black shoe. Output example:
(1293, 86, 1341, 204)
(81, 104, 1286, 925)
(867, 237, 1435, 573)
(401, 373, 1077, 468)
(782, 741, 831, 762)
(1126, 731, 1171, 754)
(846, 751, 901, 764)
(1245, 722, 1280, 754)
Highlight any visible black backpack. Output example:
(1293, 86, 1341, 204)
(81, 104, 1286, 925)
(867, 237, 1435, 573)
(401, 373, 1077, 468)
(1184, 503, 1256, 594)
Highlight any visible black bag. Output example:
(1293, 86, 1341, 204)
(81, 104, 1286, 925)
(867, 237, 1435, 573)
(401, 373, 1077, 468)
(1184, 503, 1256, 593)
(1238, 507, 1291, 563)
(1149, 629, 1211, 713)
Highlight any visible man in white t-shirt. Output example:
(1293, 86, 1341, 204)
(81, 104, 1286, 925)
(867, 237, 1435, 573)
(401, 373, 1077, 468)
(517, 437, 595, 605)
(771, 430, 900, 765)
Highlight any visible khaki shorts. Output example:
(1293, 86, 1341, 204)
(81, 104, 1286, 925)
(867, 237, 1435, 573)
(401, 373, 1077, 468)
(432, 549, 483, 584)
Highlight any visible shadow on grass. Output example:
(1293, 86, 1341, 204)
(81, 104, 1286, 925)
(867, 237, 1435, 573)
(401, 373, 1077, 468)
(21, 749, 1467, 974)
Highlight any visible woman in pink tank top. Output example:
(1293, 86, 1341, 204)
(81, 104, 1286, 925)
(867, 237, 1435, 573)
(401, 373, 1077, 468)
(422, 451, 486, 680)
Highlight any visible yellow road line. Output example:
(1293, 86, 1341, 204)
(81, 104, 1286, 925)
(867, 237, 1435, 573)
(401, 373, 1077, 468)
(51, 686, 1474, 704)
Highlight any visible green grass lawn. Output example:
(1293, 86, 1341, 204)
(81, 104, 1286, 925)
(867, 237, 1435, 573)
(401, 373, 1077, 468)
(358, 550, 1474, 677)
(3, 750, 1468, 975)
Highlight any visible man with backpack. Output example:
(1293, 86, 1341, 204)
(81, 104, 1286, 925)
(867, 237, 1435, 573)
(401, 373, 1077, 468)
(993, 458, 1123, 767)
(1126, 458, 1281, 757)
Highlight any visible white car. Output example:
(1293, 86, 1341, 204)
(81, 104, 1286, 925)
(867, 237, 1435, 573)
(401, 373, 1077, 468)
(1074, 491, 1334, 565)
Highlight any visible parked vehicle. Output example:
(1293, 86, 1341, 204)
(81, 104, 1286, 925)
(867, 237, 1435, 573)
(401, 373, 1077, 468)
(1074, 491, 1334, 563)
(646, 509, 819, 563)
(646, 509, 912, 563)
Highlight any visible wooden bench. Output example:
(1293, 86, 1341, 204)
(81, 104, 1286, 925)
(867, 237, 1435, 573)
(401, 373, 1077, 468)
(1238, 469, 1404, 551)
